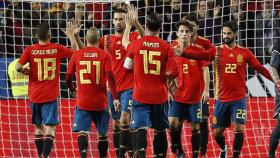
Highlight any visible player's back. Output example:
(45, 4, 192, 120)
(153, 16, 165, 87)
(71, 46, 111, 110)
(128, 35, 175, 104)
(18, 43, 73, 103)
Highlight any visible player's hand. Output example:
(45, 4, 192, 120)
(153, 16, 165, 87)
(125, 12, 133, 28)
(69, 83, 77, 97)
(61, 19, 75, 39)
(70, 89, 77, 98)
(202, 90, 210, 104)
(276, 81, 280, 93)
(127, 4, 138, 24)
(173, 48, 183, 56)
(167, 79, 177, 96)
(168, 92, 174, 101)
(21, 67, 30, 75)
(73, 19, 83, 36)
(113, 99, 121, 112)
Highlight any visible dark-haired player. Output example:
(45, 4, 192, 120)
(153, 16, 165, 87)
(99, 8, 144, 157)
(123, 13, 178, 158)
(168, 20, 209, 158)
(15, 22, 75, 158)
(175, 21, 272, 158)
(182, 14, 213, 158)
(269, 44, 280, 158)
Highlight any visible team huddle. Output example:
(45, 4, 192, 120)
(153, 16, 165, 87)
(14, 4, 280, 158)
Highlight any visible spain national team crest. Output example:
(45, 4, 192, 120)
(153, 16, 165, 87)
(212, 116, 217, 125)
(237, 54, 243, 63)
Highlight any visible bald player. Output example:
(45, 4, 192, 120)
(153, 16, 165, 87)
(66, 27, 120, 158)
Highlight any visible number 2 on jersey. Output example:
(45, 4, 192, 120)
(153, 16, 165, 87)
(140, 50, 161, 75)
(79, 61, 100, 84)
(34, 58, 56, 81)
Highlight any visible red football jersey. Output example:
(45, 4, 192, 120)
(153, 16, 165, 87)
(171, 41, 207, 104)
(183, 44, 272, 102)
(67, 46, 112, 111)
(99, 32, 140, 92)
(127, 36, 178, 104)
(194, 36, 213, 50)
(18, 43, 74, 103)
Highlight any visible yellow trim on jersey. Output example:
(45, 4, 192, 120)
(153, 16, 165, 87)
(192, 43, 203, 49)
(214, 46, 221, 99)
(198, 36, 208, 41)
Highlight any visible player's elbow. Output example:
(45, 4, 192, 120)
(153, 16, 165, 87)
(123, 57, 133, 70)
(15, 63, 23, 72)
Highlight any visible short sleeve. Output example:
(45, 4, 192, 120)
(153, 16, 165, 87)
(18, 46, 30, 65)
(270, 46, 280, 69)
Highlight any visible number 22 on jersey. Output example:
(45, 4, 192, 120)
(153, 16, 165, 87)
(140, 50, 161, 75)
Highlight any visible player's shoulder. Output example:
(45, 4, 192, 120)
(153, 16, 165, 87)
(236, 44, 251, 53)
(192, 43, 204, 49)
(197, 35, 210, 42)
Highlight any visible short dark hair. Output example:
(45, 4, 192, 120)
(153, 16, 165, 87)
(113, 8, 127, 15)
(36, 22, 50, 41)
(182, 13, 199, 25)
(223, 21, 238, 32)
(175, 20, 193, 32)
(146, 13, 162, 32)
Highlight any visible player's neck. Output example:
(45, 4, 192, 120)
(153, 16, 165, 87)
(87, 43, 98, 47)
(115, 31, 124, 37)
(225, 42, 236, 49)
(146, 30, 159, 37)
(179, 41, 190, 48)
(191, 34, 197, 42)
(38, 40, 49, 45)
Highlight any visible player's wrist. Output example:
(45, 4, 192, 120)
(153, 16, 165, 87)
(276, 81, 280, 89)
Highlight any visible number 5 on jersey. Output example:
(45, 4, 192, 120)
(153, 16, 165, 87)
(79, 61, 100, 84)
(140, 50, 161, 75)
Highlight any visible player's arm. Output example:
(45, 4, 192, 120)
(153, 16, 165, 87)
(61, 20, 78, 50)
(247, 49, 273, 81)
(128, 4, 145, 37)
(174, 45, 215, 61)
(122, 12, 134, 49)
(72, 19, 84, 49)
(123, 42, 135, 72)
(269, 47, 280, 90)
(166, 45, 179, 79)
(105, 54, 120, 110)
(66, 54, 77, 96)
(202, 66, 210, 103)
(15, 47, 30, 75)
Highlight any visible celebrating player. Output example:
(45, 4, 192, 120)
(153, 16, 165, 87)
(269, 44, 280, 158)
(168, 20, 209, 158)
(66, 27, 120, 158)
(182, 14, 213, 158)
(15, 22, 75, 158)
(99, 7, 144, 158)
(123, 13, 178, 158)
(175, 21, 272, 158)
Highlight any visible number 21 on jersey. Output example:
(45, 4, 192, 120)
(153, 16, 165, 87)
(79, 61, 100, 84)
(140, 50, 161, 75)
